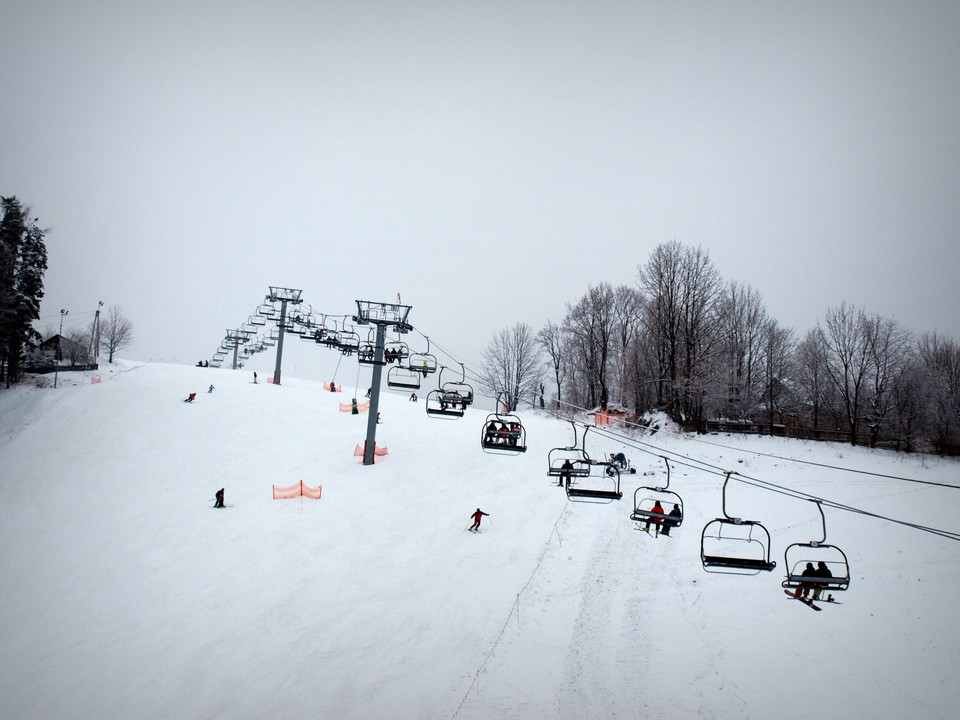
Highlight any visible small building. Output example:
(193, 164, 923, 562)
(27, 335, 98, 373)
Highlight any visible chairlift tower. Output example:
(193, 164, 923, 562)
(224, 329, 246, 370)
(354, 300, 412, 465)
(267, 286, 302, 385)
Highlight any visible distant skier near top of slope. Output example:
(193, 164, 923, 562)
(468, 508, 488, 532)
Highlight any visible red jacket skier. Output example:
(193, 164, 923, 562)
(469, 508, 488, 531)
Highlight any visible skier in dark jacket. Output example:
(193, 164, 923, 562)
(469, 508, 488, 531)
(812, 561, 833, 600)
(794, 562, 819, 598)
(214, 488, 225, 508)
(662, 503, 682, 536)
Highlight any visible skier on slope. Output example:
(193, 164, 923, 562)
(214, 488, 225, 508)
(468, 508, 488, 532)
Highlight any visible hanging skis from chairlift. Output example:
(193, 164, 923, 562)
(700, 472, 777, 574)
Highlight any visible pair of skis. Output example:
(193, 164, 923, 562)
(784, 589, 842, 610)
(785, 589, 822, 610)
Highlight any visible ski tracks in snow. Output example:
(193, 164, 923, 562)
(551, 505, 652, 718)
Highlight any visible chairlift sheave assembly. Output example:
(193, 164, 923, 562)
(700, 472, 777, 574)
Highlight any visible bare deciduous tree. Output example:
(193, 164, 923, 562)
(917, 332, 960, 453)
(563, 283, 617, 410)
(102, 305, 134, 363)
(795, 328, 832, 438)
(611, 285, 643, 407)
(759, 319, 795, 433)
(862, 314, 912, 447)
(537, 320, 568, 411)
(480, 322, 541, 412)
(637, 241, 722, 429)
(716, 281, 768, 419)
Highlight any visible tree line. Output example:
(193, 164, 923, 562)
(480, 240, 960, 454)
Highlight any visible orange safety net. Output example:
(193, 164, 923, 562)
(354, 443, 389, 457)
(272, 480, 322, 499)
(324, 382, 341, 392)
(340, 400, 370, 412)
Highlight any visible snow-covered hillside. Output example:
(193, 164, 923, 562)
(1, 361, 959, 720)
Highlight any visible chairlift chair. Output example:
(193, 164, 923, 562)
(566, 460, 622, 502)
(425, 366, 474, 418)
(546, 448, 592, 480)
(409, 351, 438, 375)
(546, 421, 591, 481)
(257, 302, 278, 318)
(443, 364, 474, 407)
(425, 388, 465, 418)
(480, 397, 526, 454)
(407, 336, 438, 375)
(335, 330, 360, 354)
(356, 341, 379, 365)
(631, 457, 684, 533)
(700, 472, 777, 574)
(383, 341, 409, 364)
(387, 365, 422, 391)
(782, 501, 850, 598)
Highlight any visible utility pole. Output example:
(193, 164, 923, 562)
(54, 309, 68, 388)
(354, 300, 412, 465)
(267, 286, 302, 385)
(89, 300, 103, 366)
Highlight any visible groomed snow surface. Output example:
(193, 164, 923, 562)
(2, 361, 959, 720)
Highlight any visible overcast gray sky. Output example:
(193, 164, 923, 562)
(4, 1, 959, 386)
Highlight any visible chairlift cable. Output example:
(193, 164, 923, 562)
(548, 395, 958, 490)
(542, 400, 960, 542)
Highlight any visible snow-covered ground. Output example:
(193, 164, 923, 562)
(1, 361, 959, 720)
